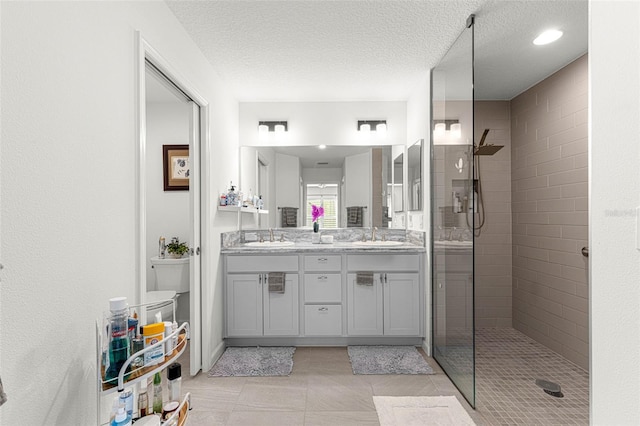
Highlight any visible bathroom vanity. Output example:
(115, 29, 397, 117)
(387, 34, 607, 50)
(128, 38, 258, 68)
(222, 230, 426, 346)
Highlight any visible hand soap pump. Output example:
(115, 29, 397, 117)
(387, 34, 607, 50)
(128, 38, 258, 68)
(227, 181, 237, 207)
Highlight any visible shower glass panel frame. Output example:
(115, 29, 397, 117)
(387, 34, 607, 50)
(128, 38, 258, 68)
(431, 15, 475, 408)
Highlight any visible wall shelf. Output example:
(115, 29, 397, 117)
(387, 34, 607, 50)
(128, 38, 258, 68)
(217, 205, 269, 214)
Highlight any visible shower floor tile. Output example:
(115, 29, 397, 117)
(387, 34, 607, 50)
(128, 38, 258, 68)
(475, 327, 589, 425)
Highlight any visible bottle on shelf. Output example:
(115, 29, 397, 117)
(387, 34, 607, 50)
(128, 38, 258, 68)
(152, 372, 163, 414)
(167, 362, 182, 402)
(111, 405, 132, 426)
(138, 389, 148, 417)
(105, 297, 131, 382)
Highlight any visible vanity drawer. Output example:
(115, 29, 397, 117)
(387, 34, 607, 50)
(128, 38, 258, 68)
(304, 305, 342, 336)
(226, 255, 298, 272)
(304, 255, 341, 272)
(304, 273, 342, 303)
(347, 254, 419, 272)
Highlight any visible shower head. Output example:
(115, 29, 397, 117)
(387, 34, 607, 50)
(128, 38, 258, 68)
(475, 145, 504, 155)
(474, 128, 504, 156)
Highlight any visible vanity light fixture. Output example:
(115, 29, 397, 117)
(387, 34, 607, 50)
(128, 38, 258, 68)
(433, 120, 464, 145)
(318, 144, 327, 150)
(258, 121, 288, 141)
(258, 121, 288, 133)
(533, 29, 563, 45)
(358, 120, 387, 135)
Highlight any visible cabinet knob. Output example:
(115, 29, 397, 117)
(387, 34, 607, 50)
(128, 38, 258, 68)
(318, 307, 328, 312)
(318, 275, 327, 281)
(317, 258, 328, 262)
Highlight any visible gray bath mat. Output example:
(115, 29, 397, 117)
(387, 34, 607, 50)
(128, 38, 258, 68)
(208, 346, 296, 377)
(348, 346, 434, 375)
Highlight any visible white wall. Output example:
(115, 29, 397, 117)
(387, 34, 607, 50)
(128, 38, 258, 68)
(240, 101, 407, 147)
(145, 102, 190, 291)
(590, 1, 640, 423)
(302, 167, 343, 184)
(407, 76, 430, 232)
(406, 74, 431, 353)
(0, 2, 239, 424)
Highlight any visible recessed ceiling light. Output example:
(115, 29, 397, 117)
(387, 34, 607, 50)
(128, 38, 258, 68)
(533, 29, 563, 46)
(318, 144, 327, 150)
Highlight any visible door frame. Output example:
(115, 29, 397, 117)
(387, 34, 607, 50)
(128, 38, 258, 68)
(135, 32, 210, 375)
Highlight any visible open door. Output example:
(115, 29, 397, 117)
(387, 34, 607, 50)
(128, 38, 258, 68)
(188, 101, 202, 376)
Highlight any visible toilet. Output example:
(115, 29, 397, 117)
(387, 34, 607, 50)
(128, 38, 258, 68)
(146, 256, 190, 323)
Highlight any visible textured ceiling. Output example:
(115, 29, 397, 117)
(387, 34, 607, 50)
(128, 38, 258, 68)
(165, 0, 587, 101)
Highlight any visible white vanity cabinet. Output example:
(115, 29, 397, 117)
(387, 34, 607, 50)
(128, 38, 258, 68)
(303, 255, 343, 336)
(347, 254, 421, 336)
(226, 255, 299, 337)
(223, 249, 424, 345)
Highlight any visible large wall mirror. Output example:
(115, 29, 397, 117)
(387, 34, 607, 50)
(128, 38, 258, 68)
(240, 145, 406, 230)
(407, 139, 423, 211)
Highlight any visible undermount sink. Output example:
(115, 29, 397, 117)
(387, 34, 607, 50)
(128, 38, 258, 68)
(352, 240, 404, 246)
(245, 241, 295, 247)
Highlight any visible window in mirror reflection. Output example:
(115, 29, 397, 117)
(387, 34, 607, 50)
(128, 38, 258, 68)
(305, 183, 338, 228)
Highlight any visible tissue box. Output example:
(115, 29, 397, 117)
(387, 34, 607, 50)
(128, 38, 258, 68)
(311, 234, 321, 244)
(320, 235, 334, 244)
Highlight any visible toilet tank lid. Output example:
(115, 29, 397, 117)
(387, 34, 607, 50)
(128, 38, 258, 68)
(146, 290, 176, 303)
(151, 256, 189, 264)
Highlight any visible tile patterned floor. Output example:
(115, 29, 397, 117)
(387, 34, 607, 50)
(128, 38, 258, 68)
(475, 328, 589, 425)
(178, 327, 589, 425)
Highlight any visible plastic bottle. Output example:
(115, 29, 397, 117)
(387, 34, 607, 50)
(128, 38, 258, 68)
(167, 362, 182, 402)
(152, 372, 163, 414)
(111, 405, 132, 426)
(138, 389, 148, 417)
(105, 297, 131, 381)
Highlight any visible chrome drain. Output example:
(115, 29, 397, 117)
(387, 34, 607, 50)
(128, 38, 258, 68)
(535, 379, 564, 398)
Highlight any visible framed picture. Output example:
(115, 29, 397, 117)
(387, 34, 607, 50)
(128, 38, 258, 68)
(163, 144, 189, 191)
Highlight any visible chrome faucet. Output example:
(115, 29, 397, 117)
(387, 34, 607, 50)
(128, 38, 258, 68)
(269, 228, 275, 242)
(371, 227, 378, 242)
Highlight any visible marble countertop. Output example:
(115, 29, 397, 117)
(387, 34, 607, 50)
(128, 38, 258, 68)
(221, 241, 425, 254)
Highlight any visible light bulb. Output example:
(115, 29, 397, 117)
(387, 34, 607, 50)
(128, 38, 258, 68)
(376, 123, 387, 136)
(359, 123, 371, 133)
(258, 124, 269, 141)
(450, 123, 461, 139)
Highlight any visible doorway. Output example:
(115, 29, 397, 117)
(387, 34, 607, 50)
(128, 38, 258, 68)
(137, 34, 208, 376)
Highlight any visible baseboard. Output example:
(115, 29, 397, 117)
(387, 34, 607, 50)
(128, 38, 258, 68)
(422, 339, 431, 357)
(206, 340, 226, 372)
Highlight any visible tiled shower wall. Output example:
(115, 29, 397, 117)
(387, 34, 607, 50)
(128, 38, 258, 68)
(475, 101, 512, 327)
(510, 55, 589, 370)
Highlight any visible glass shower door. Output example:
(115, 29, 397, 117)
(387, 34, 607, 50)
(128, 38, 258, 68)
(431, 15, 475, 407)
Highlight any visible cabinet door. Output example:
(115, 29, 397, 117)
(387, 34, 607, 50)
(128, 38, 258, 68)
(264, 274, 299, 336)
(226, 274, 262, 336)
(384, 273, 420, 336)
(347, 273, 383, 335)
